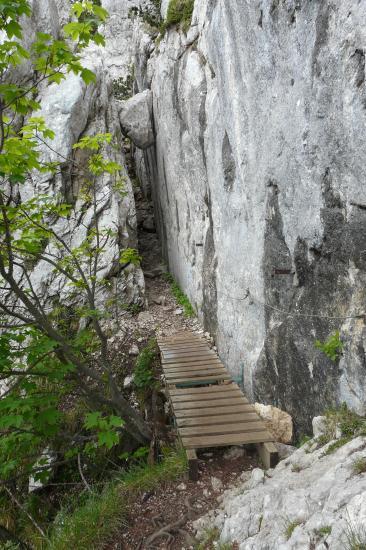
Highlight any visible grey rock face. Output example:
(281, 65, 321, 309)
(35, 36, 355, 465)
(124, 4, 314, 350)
(134, 0, 366, 434)
(194, 437, 366, 549)
(8, 0, 146, 325)
(119, 90, 155, 149)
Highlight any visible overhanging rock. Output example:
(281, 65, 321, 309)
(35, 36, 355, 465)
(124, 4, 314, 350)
(119, 89, 154, 149)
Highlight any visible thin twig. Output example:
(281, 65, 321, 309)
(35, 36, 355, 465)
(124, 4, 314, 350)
(77, 453, 93, 493)
(3, 486, 47, 539)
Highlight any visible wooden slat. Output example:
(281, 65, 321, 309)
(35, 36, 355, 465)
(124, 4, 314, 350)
(162, 359, 221, 368)
(162, 354, 217, 365)
(162, 349, 213, 357)
(169, 383, 239, 396)
(163, 362, 222, 373)
(176, 412, 260, 427)
(174, 403, 252, 417)
(159, 335, 204, 343)
(173, 396, 245, 410)
(162, 351, 213, 359)
(164, 366, 226, 377)
(168, 374, 231, 384)
(159, 343, 208, 351)
(170, 388, 243, 403)
(178, 421, 266, 437)
(164, 367, 227, 381)
(182, 430, 273, 449)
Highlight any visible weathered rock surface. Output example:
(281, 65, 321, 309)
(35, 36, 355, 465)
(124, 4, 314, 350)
(10, 0, 146, 322)
(254, 403, 293, 444)
(194, 436, 366, 549)
(132, 0, 366, 433)
(119, 90, 154, 149)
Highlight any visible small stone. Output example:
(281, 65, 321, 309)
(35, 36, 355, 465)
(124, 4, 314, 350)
(123, 375, 134, 388)
(202, 452, 214, 457)
(177, 482, 187, 491)
(223, 446, 246, 460)
(175, 308, 183, 315)
(129, 344, 139, 356)
(203, 488, 211, 497)
(211, 476, 223, 492)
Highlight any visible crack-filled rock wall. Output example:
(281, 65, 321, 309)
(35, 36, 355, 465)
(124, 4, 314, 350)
(13, 0, 149, 320)
(134, 0, 366, 433)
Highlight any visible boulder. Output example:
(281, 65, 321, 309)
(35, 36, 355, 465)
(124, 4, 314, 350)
(119, 90, 154, 149)
(254, 403, 293, 444)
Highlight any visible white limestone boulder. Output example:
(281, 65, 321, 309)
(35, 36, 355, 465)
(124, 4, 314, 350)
(119, 90, 155, 149)
(254, 403, 293, 444)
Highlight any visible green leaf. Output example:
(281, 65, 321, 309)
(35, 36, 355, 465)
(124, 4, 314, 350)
(81, 68, 96, 84)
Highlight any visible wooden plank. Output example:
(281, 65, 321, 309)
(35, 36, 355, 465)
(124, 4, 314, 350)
(168, 374, 231, 385)
(162, 359, 220, 370)
(186, 449, 198, 481)
(162, 351, 213, 359)
(170, 389, 243, 403)
(164, 369, 228, 384)
(159, 343, 208, 350)
(256, 442, 279, 470)
(159, 335, 204, 343)
(174, 403, 253, 417)
(162, 354, 217, 365)
(162, 359, 221, 368)
(169, 383, 240, 396)
(163, 363, 223, 373)
(178, 421, 266, 437)
(176, 412, 260, 427)
(162, 348, 212, 357)
(164, 368, 226, 379)
(182, 430, 273, 449)
(173, 396, 246, 410)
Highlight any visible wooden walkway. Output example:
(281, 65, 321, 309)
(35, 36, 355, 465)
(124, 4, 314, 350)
(157, 331, 278, 479)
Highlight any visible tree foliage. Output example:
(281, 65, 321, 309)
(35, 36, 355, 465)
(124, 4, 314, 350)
(0, 0, 151, 493)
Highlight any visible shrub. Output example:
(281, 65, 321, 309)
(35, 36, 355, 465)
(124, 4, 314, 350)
(315, 330, 344, 362)
(352, 457, 366, 475)
(164, 0, 194, 32)
(317, 403, 366, 455)
(134, 339, 158, 389)
(112, 64, 134, 100)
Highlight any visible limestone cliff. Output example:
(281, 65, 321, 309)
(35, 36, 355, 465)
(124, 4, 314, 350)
(131, 0, 366, 434)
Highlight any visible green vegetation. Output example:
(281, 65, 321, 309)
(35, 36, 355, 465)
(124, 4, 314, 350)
(164, 0, 194, 33)
(344, 518, 366, 550)
(112, 64, 135, 100)
(315, 330, 344, 362)
(134, 339, 158, 390)
(316, 525, 332, 537)
(47, 449, 187, 549)
(297, 434, 311, 448)
(165, 273, 195, 317)
(352, 457, 366, 475)
(128, 0, 162, 30)
(284, 520, 302, 540)
(195, 527, 236, 550)
(316, 404, 366, 455)
(0, 2, 155, 546)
